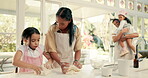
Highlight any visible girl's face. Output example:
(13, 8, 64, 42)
(118, 15, 125, 21)
(28, 33, 40, 50)
(56, 16, 71, 30)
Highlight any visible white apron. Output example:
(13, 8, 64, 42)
(113, 24, 137, 62)
(52, 32, 76, 68)
(114, 41, 134, 62)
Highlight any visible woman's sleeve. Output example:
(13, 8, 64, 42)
(74, 27, 82, 52)
(45, 26, 57, 53)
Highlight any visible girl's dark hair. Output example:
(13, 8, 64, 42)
(119, 15, 132, 24)
(124, 17, 132, 24)
(21, 27, 40, 45)
(56, 7, 74, 46)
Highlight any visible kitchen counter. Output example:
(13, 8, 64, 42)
(0, 63, 148, 78)
(0, 52, 14, 72)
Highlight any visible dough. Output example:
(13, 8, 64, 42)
(41, 65, 51, 76)
(34, 65, 51, 76)
(66, 65, 80, 75)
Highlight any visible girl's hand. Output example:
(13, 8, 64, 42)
(73, 61, 82, 69)
(31, 65, 42, 75)
(60, 62, 70, 74)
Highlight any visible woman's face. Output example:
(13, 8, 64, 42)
(56, 16, 71, 30)
(113, 20, 120, 28)
(118, 14, 125, 21)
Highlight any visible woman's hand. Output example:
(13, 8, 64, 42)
(60, 62, 70, 74)
(31, 65, 42, 75)
(120, 35, 127, 42)
(73, 61, 82, 69)
(44, 60, 53, 69)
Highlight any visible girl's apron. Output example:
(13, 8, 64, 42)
(19, 47, 43, 72)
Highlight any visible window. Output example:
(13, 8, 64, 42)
(144, 5, 148, 13)
(119, 0, 125, 8)
(137, 17, 142, 37)
(137, 3, 142, 12)
(0, 0, 16, 52)
(128, 1, 134, 10)
(25, 0, 41, 30)
(96, 0, 104, 4)
(82, 0, 91, 2)
(45, 2, 60, 27)
(107, 0, 114, 6)
(144, 18, 148, 38)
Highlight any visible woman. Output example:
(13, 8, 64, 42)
(112, 19, 139, 61)
(117, 11, 137, 56)
(45, 7, 82, 74)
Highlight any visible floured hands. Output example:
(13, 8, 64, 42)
(73, 61, 82, 69)
(31, 65, 42, 75)
(44, 60, 53, 69)
(60, 62, 70, 74)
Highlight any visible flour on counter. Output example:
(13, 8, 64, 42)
(66, 65, 80, 75)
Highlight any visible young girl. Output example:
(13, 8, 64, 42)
(117, 10, 136, 56)
(13, 27, 52, 75)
